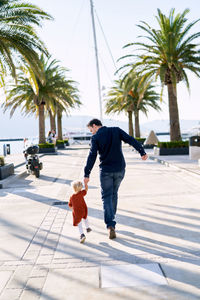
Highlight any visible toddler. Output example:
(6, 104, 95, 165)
(68, 180, 92, 243)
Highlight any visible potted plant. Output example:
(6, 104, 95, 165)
(154, 141, 189, 155)
(0, 156, 14, 180)
(135, 138, 146, 145)
(56, 140, 65, 149)
(38, 143, 56, 153)
(64, 139, 69, 146)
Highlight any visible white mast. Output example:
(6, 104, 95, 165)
(90, 0, 103, 122)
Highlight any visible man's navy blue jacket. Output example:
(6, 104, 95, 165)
(84, 126, 146, 178)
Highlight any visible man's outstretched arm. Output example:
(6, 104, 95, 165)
(119, 128, 148, 159)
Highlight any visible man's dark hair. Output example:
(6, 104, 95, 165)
(87, 118, 102, 127)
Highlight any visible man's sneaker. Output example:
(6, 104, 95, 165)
(80, 234, 86, 243)
(86, 227, 92, 233)
(108, 226, 116, 239)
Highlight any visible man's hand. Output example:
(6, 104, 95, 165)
(141, 154, 148, 160)
(84, 177, 90, 186)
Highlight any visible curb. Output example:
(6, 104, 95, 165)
(0, 170, 27, 189)
(149, 155, 200, 179)
(0, 154, 48, 189)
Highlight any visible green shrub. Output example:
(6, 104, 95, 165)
(64, 139, 69, 146)
(0, 156, 5, 166)
(157, 141, 189, 148)
(56, 140, 65, 145)
(135, 138, 146, 144)
(38, 143, 55, 149)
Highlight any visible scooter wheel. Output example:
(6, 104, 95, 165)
(35, 169, 40, 178)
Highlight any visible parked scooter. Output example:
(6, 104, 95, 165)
(24, 145, 43, 178)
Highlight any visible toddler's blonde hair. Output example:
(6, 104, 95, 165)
(71, 180, 83, 193)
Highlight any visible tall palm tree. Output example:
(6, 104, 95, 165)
(122, 8, 200, 141)
(0, 0, 52, 81)
(48, 107, 56, 132)
(4, 55, 80, 143)
(105, 79, 134, 136)
(105, 77, 161, 137)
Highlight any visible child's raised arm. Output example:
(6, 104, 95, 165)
(84, 183, 88, 192)
(68, 196, 73, 208)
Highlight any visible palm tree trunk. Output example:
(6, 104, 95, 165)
(167, 83, 181, 141)
(134, 111, 140, 138)
(128, 110, 134, 137)
(49, 110, 56, 132)
(57, 111, 63, 140)
(39, 103, 46, 144)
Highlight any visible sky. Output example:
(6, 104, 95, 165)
(1, 0, 200, 137)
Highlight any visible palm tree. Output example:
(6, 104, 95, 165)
(132, 86, 161, 137)
(105, 79, 134, 136)
(105, 76, 161, 138)
(48, 108, 56, 132)
(0, 0, 52, 81)
(122, 8, 200, 141)
(4, 55, 80, 143)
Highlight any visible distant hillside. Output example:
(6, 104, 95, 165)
(1, 109, 199, 138)
(62, 116, 200, 136)
(141, 119, 200, 135)
(62, 115, 128, 133)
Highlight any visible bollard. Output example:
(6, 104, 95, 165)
(3, 144, 7, 156)
(189, 136, 200, 160)
(6, 144, 11, 155)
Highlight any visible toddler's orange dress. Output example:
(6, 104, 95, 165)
(68, 190, 88, 226)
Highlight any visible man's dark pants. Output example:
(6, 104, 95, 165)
(100, 170, 125, 229)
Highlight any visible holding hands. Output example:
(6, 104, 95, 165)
(141, 154, 148, 160)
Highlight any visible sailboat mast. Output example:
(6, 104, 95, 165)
(90, 0, 103, 121)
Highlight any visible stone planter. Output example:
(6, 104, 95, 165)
(56, 144, 65, 149)
(39, 147, 56, 154)
(189, 146, 200, 160)
(0, 163, 14, 180)
(144, 144, 155, 149)
(154, 147, 189, 156)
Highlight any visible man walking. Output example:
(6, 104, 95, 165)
(84, 119, 148, 239)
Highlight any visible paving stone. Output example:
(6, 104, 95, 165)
(23, 251, 40, 260)
(40, 267, 99, 300)
(30, 267, 48, 278)
(3, 261, 32, 266)
(6, 266, 33, 289)
(0, 288, 22, 300)
(0, 271, 13, 294)
(39, 248, 55, 256)
(100, 263, 168, 288)
(27, 244, 42, 252)
(25, 277, 46, 290)
(36, 255, 53, 265)
(19, 289, 40, 300)
(50, 226, 62, 231)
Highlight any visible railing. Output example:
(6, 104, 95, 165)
(0, 137, 38, 156)
(0, 139, 24, 156)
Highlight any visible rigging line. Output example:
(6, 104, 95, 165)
(94, 9, 118, 74)
(66, 0, 87, 56)
(83, 16, 92, 88)
(98, 52, 113, 83)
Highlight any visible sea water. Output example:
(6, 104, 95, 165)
(0, 137, 38, 156)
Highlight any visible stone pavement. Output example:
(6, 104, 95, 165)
(0, 146, 200, 300)
(148, 150, 200, 177)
